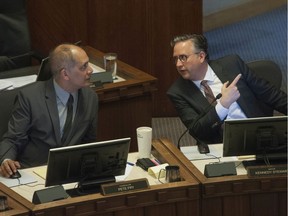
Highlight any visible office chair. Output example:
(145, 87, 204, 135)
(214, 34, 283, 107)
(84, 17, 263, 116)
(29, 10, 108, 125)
(0, 88, 21, 140)
(0, 0, 43, 73)
(247, 59, 282, 116)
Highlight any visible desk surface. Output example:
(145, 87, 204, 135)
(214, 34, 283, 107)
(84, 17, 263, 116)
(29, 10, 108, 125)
(10, 153, 164, 202)
(2, 142, 200, 216)
(181, 143, 250, 175)
(85, 46, 157, 103)
(155, 138, 287, 216)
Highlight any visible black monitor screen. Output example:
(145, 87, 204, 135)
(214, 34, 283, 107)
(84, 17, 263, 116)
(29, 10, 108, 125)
(45, 137, 131, 187)
(223, 116, 287, 159)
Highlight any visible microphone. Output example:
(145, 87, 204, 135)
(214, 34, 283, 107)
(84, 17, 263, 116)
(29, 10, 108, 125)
(177, 93, 222, 154)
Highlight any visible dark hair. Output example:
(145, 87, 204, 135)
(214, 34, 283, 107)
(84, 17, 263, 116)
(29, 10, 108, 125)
(171, 34, 209, 60)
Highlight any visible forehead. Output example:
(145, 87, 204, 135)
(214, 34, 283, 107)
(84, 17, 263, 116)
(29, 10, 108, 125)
(72, 48, 89, 65)
(173, 40, 195, 55)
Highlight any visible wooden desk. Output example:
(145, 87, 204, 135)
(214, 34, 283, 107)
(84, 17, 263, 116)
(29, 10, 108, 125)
(155, 138, 287, 216)
(85, 46, 157, 152)
(0, 183, 31, 216)
(2, 141, 199, 216)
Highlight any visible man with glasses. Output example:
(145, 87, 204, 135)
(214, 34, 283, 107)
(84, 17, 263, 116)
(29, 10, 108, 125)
(167, 34, 287, 148)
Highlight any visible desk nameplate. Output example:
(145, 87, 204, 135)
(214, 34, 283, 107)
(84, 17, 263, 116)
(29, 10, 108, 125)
(101, 178, 150, 195)
(247, 164, 287, 177)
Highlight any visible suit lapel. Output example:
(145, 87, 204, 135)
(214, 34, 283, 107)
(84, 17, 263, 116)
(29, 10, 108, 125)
(209, 60, 231, 84)
(209, 59, 252, 117)
(182, 79, 209, 112)
(64, 89, 84, 145)
(45, 79, 62, 145)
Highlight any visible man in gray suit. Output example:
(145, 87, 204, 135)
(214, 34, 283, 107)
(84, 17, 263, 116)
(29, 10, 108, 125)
(167, 34, 287, 146)
(0, 44, 99, 177)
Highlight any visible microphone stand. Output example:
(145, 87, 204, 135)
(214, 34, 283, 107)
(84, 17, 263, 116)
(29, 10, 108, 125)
(177, 93, 222, 154)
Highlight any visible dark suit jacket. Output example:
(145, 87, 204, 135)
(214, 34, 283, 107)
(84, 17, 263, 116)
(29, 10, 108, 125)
(167, 55, 287, 144)
(0, 79, 99, 168)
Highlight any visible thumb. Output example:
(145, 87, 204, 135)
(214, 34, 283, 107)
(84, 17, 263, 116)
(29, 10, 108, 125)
(223, 81, 229, 88)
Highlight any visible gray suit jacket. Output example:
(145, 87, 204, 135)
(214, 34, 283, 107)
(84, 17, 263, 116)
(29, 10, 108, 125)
(167, 55, 287, 144)
(0, 79, 99, 168)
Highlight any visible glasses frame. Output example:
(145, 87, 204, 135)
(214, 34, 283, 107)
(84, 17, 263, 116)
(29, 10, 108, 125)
(173, 52, 201, 64)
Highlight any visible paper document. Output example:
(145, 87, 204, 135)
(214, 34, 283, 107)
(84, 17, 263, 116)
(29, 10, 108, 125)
(181, 145, 223, 160)
(115, 163, 134, 182)
(0, 170, 37, 188)
(0, 80, 13, 91)
(33, 166, 47, 180)
(90, 62, 105, 73)
(0, 74, 37, 90)
(148, 163, 169, 179)
(90, 62, 125, 83)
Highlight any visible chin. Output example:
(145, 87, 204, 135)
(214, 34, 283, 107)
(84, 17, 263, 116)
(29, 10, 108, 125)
(181, 73, 191, 80)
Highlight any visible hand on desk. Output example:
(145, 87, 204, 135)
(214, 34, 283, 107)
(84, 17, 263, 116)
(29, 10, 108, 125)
(0, 159, 21, 178)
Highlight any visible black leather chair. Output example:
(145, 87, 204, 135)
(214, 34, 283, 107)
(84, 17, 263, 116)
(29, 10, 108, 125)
(247, 59, 282, 89)
(247, 59, 282, 116)
(0, 88, 21, 140)
(0, 0, 43, 72)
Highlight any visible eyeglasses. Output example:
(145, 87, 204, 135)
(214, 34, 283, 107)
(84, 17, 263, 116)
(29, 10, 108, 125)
(173, 53, 200, 64)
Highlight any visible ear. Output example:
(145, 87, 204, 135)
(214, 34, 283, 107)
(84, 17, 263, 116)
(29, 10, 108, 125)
(199, 51, 206, 63)
(61, 68, 70, 80)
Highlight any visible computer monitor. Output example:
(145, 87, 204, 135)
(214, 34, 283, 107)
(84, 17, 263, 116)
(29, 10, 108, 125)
(45, 137, 131, 193)
(223, 116, 287, 164)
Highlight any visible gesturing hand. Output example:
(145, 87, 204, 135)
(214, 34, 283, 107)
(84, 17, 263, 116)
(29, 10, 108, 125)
(220, 74, 241, 108)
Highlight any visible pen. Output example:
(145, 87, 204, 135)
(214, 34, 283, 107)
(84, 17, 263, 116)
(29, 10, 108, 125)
(154, 158, 161, 165)
(127, 162, 134, 166)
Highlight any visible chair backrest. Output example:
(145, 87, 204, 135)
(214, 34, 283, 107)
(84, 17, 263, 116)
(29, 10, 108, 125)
(246, 59, 282, 116)
(247, 60, 282, 89)
(0, 0, 39, 72)
(0, 88, 21, 140)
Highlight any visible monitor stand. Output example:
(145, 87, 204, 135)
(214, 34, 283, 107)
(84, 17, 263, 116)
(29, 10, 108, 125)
(66, 176, 115, 197)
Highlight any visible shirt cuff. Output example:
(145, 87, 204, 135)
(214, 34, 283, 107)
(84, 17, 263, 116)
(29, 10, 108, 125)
(215, 102, 228, 120)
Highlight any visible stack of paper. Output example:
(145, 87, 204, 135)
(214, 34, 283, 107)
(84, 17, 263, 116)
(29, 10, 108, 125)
(0, 74, 37, 91)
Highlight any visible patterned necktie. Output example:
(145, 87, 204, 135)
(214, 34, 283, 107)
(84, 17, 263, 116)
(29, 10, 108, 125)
(62, 94, 74, 143)
(201, 80, 217, 105)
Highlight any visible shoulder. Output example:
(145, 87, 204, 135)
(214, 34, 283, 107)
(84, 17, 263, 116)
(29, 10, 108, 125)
(167, 77, 194, 96)
(19, 81, 46, 97)
(210, 54, 244, 65)
(79, 87, 98, 101)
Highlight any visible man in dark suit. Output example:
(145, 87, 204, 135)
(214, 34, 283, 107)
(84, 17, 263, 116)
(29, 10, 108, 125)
(0, 44, 99, 177)
(167, 34, 287, 145)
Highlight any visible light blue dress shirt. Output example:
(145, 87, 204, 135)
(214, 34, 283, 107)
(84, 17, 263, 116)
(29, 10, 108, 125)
(53, 80, 78, 137)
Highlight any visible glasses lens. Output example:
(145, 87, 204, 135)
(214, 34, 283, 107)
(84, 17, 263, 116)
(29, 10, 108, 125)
(179, 55, 187, 62)
(174, 55, 188, 64)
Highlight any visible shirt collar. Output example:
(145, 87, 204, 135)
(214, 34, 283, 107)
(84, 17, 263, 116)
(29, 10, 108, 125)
(53, 79, 71, 105)
(192, 65, 215, 89)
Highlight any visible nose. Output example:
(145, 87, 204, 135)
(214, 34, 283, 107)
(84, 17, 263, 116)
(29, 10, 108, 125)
(175, 58, 183, 67)
(87, 65, 93, 74)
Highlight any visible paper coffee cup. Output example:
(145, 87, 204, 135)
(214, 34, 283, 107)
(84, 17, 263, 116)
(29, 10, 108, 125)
(136, 127, 152, 158)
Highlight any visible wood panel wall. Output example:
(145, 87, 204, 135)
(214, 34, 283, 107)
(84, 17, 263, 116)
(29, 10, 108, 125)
(26, 0, 202, 117)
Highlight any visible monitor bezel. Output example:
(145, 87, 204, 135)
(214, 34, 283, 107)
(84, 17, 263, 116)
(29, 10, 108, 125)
(45, 137, 131, 187)
(223, 116, 287, 158)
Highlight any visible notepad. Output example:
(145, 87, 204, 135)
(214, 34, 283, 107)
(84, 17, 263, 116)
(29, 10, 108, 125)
(148, 163, 169, 179)
(32, 166, 47, 180)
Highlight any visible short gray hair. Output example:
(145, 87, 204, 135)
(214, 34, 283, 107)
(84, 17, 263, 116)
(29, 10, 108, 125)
(171, 34, 209, 60)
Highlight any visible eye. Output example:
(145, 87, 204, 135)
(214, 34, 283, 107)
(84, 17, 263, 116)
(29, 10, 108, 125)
(80, 63, 88, 71)
(173, 55, 188, 64)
